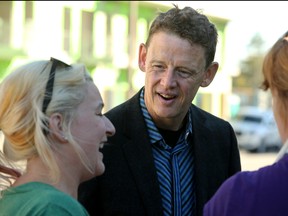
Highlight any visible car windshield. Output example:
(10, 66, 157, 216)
(237, 115, 262, 123)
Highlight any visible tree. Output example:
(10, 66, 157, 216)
(232, 33, 266, 106)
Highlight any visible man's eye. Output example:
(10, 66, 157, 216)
(178, 70, 192, 78)
(152, 65, 166, 73)
(153, 64, 163, 69)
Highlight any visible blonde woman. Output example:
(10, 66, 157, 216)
(0, 58, 115, 215)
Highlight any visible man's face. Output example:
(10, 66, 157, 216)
(138, 32, 217, 130)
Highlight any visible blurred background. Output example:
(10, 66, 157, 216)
(1, 1, 288, 170)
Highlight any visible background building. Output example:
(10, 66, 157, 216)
(0, 1, 235, 119)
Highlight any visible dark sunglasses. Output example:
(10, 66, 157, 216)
(42, 57, 71, 114)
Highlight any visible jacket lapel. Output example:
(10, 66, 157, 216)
(190, 105, 211, 215)
(121, 90, 163, 215)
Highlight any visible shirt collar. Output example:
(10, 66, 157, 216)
(140, 88, 193, 144)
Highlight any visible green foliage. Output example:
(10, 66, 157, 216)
(117, 68, 128, 83)
(0, 59, 11, 81)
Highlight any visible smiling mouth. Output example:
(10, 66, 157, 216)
(158, 93, 176, 100)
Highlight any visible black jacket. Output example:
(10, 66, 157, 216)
(79, 88, 241, 216)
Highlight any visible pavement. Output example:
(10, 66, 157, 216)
(240, 149, 278, 171)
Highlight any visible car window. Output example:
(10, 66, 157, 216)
(238, 115, 262, 123)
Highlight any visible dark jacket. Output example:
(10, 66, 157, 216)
(78, 88, 241, 216)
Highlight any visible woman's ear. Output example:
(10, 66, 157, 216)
(200, 62, 219, 87)
(49, 113, 68, 143)
(138, 43, 147, 72)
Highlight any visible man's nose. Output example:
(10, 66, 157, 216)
(160, 68, 177, 88)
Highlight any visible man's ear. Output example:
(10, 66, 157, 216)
(200, 62, 219, 87)
(138, 43, 147, 72)
(49, 113, 68, 143)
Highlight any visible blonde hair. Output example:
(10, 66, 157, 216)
(0, 151, 21, 193)
(262, 31, 288, 128)
(0, 59, 95, 187)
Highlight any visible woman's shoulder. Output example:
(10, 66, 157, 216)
(1, 182, 89, 216)
(204, 160, 288, 216)
(227, 159, 288, 192)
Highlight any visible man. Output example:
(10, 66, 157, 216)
(79, 4, 241, 216)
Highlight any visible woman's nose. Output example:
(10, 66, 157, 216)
(104, 116, 115, 136)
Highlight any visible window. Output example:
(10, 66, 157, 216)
(81, 10, 94, 58)
(63, 7, 71, 53)
(0, 1, 12, 45)
(25, 1, 33, 21)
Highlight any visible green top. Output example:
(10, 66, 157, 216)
(0, 182, 89, 216)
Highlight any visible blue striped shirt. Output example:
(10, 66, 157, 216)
(140, 88, 195, 216)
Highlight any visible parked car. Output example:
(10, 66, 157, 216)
(230, 106, 282, 153)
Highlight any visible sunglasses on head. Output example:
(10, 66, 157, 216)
(42, 57, 71, 114)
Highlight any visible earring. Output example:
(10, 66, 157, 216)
(62, 135, 68, 141)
